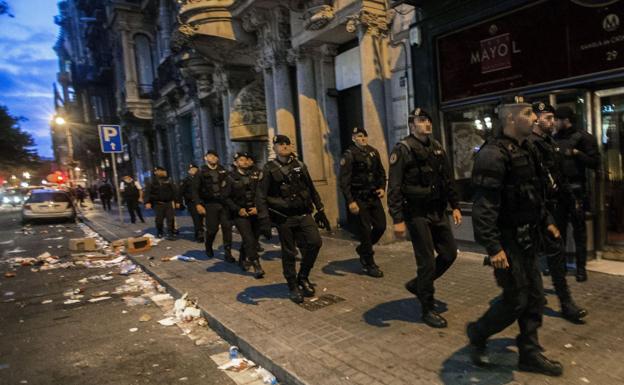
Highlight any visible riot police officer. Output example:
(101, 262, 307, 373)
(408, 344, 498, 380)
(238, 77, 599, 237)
(529, 102, 587, 323)
(180, 163, 203, 242)
(256, 135, 325, 304)
(467, 99, 563, 376)
(388, 108, 462, 328)
(225, 152, 265, 278)
(339, 127, 386, 277)
(554, 106, 600, 282)
(144, 166, 180, 239)
(192, 150, 233, 261)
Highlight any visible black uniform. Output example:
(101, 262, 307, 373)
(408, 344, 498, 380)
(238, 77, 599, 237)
(528, 129, 586, 320)
(339, 143, 386, 273)
(98, 183, 113, 211)
(121, 179, 144, 223)
(469, 134, 551, 357)
(553, 127, 600, 280)
(180, 174, 203, 241)
(257, 154, 324, 298)
(144, 175, 179, 237)
(388, 134, 459, 316)
(192, 164, 233, 259)
(225, 166, 264, 276)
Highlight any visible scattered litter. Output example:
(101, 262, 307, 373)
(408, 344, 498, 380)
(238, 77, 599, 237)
(139, 314, 151, 322)
(158, 317, 177, 326)
(0, 240, 14, 245)
(41, 300, 53, 304)
(119, 260, 138, 275)
(218, 358, 256, 372)
(195, 337, 210, 346)
(150, 293, 173, 305)
(172, 255, 196, 262)
(78, 278, 88, 284)
(182, 307, 201, 321)
(64, 299, 81, 305)
(197, 318, 208, 327)
(161, 256, 173, 262)
(4, 272, 16, 278)
(44, 237, 64, 241)
(580, 378, 590, 383)
(122, 310, 128, 314)
(123, 296, 150, 306)
(255, 367, 278, 384)
(101, 275, 114, 281)
(6, 247, 27, 254)
(179, 378, 188, 382)
(88, 296, 112, 303)
(4, 291, 15, 296)
(564, 343, 573, 349)
(129, 328, 138, 332)
(93, 291, 110, 297)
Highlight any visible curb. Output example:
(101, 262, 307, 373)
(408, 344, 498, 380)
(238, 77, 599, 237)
(79, 214, 307, 385)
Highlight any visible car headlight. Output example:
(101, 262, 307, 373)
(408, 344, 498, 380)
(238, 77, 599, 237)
(2, 197, 9, 203)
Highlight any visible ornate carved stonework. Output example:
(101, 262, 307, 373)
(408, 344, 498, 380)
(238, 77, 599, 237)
(346, 9, 389, 37)
(229, 78, 267, 141)
(303, 5, 334, 31)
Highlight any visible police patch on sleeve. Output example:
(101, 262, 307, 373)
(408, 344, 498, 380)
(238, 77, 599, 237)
(389, 152, 398, 165)
(340, 157, 346, 166)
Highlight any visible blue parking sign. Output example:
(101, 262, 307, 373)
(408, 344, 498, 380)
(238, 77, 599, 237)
(98, 125, 123, 153)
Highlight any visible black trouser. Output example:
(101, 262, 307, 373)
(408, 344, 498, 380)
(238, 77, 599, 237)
(126, 199, 144, 223)
(234, 215, 260, 263)
(154, 201, 175, 234)
(353, 196, 386, 265)
(203, 202, 232, 255)
(405, 210, 457, 310)
(276, 214, 322, 283)
(541, 203, 573, 306)
(101, 197, 112, 211)
(554, 188, 587, 273)
(188, 203, 204, 238)
(472, 233, 544, 356)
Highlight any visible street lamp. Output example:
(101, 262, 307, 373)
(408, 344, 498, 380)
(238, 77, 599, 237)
(53, 114, 75, 184)
(54, 116, 66, 125)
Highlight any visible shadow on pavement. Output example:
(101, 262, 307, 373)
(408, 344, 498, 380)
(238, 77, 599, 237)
(321, 257, 364, 277)
(439, 338, 517, 385)
(236, 283, 290, 305)
(363, 297, 423, 327)
(206, 260, 253, 277)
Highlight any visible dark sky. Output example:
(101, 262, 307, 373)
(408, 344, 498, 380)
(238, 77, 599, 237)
(0, 0, 59, 159)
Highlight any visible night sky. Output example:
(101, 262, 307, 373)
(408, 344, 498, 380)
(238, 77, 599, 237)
(0, 1, 59, 159)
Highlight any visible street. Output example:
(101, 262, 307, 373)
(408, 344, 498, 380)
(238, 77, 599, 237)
(0, 208, 245, 385)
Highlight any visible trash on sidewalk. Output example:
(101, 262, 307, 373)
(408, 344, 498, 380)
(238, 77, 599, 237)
(4, 272, 16, 278)
(64, 299, 81, 305)
(6, 247, 27, 254)
(150, 293, 174, 306)
(158, 317, 177, 326)
(123, 296, 150, 306)
(4, 291, 15, 296)
(126, 237, 151, 253)
(93, 291, 110, 297)
(142, 233, 162, 246)
(44, 237, 64, 241)
(68, 237, 98, 252)
(88, 296, 112, 303)
(172, 255, 196, 262)
(129, 327, 138, 332)
(139, 314, 151, 322)
(218, 357, 256, 372)
(41, 299, 53, 304)
(119, 260, 138, 275)
(255, 367, 278, 384)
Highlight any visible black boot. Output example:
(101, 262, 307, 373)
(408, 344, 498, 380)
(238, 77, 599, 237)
(405, 278, 418, 296)
(297, 274, 315, 297)
(518, 352, 563, 376)
(224, 247, 235, 263)
(288, 281, 304, 304)
(251, 260, 265, 279)
(360, 257, 383, 278)
(422, 306, 447, 328)
(576, 268, 588, 282)
(205, 248, 214, 259)
(561, 301, 588, 323)
(156, 230, 164, 239)
(466, 322, 489, 366)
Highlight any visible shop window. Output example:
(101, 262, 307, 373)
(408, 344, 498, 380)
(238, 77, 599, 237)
(134, 34, 154, 96)
(443, 103, 497, 202)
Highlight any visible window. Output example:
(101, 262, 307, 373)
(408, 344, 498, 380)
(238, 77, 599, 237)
(27, 192, 71, 203)
(134, 34, 154, 96)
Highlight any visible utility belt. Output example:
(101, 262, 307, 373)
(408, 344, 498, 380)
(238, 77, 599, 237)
(352, 187, 378, 201)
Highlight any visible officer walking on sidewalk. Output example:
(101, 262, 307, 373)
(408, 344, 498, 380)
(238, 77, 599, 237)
(144, 166, 180, 239)
(528, 102, 588, 323)
(387, 108, 462, 328)
(467, 98, 563, 376)
(225, 152, 265, 278)
(256, 135, 327, 304)
(180, 163, 204, 242)
(192, 150, 233, 261)
(120, 175, 145, 224)
(339, 127, 386, 278)
(553, 106, 600, 282)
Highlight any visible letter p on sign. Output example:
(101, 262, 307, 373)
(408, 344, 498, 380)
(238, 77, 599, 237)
(98, 124, 123, 153)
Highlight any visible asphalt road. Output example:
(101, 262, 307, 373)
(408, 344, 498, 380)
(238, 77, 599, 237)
(0, 208, 236, 385)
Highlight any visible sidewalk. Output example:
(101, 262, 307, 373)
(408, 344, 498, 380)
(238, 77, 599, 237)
(81, 205, 624, 385)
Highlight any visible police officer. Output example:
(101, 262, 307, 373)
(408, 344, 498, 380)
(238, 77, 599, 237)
(180, 164, 203, 242)
(529, 102, 587, 323)
(120, 175, 145, 224)
(554, 106, 600, 282)
(339, 127, 386, 277)
(225, 152, 265, 278)
(256, 135, 325, 304)
(192, 150, 233, 261)
(388, 108, 462, 328)
(467, 99, 563, 376)
(144, 166, 180, 239)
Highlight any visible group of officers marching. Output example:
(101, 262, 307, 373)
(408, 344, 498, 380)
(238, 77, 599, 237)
(138, 97, 599, 378)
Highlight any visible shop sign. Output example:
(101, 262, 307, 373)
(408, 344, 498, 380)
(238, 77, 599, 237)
(437, 0, 624, 102)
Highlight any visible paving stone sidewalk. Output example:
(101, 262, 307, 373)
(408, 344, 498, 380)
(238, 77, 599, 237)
(81, 205, 624, 385)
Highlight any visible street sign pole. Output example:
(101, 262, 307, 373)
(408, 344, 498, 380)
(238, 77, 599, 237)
(111, 152, 123, 223)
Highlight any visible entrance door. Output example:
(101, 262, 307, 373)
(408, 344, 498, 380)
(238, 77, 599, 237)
(596, 90, 624, 251)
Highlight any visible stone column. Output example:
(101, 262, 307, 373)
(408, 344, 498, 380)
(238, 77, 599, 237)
(198, 99, 214, 154)
(158, 0, 172, 58)
(262, 68, 277, 160)
(121, 28, 138, 100)
(213, 65, 234, 162)
(155, 127, 165, 167)
(272, 57, 297, 147)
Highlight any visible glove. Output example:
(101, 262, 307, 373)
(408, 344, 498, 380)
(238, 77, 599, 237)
(259, 217, 272, 241)
(314, 210, 331, 232)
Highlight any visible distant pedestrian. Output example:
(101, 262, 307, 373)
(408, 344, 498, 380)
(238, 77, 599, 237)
(145, 166, 180, 239)
(98, 180, 113, 211)
(120, 175, 145, 224)
(75, 186, 87, 207)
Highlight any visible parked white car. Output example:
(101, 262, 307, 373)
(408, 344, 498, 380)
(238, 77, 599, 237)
(21, 189, 76, 224)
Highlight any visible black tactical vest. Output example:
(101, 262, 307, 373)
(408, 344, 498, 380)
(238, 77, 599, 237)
(529, 133, 563, 200)
(230, 169, 261, 208)
(555, 130, 584, 180)
(267, 159, 312, 214)
(199, 166, 227, 201)
(400, 136, 446, 202)
(122, 180, 140, 200)
(150, 177, 175, 202)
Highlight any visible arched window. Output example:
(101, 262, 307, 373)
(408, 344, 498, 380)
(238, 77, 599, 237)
(134, 34, 154, 95)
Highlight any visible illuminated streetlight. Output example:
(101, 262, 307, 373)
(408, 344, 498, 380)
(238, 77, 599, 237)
(54, 116, 66, 125)
(22, 172, 31, 179)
